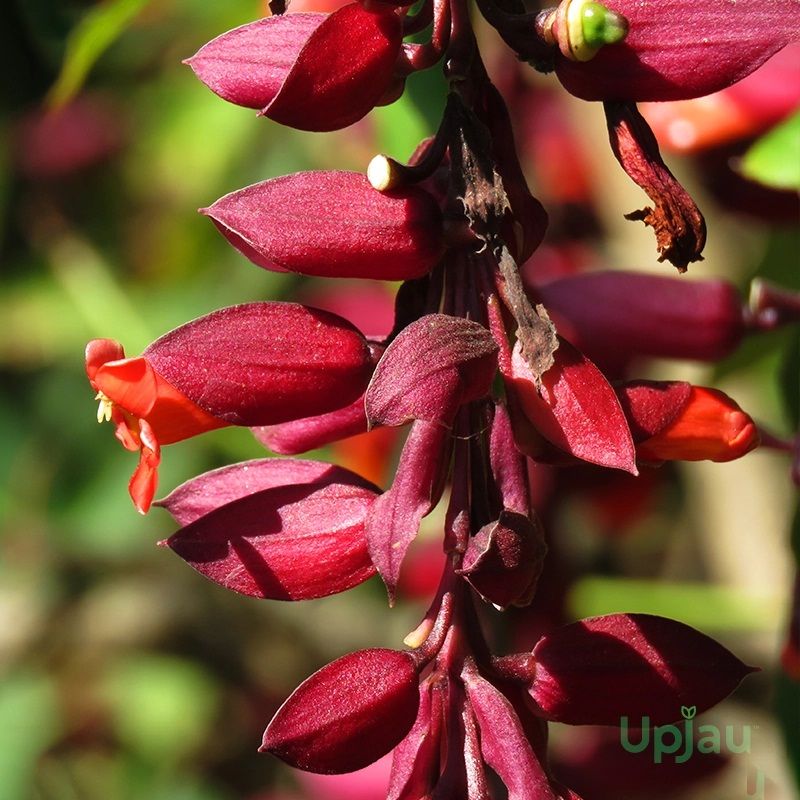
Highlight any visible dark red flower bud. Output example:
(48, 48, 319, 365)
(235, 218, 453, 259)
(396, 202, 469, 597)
(533, 270, 745, 363)
(203, 172, 444, 280)
(458, 511, 547, 609)
(618, 383, 760, 463)
(143, 302, 373, 425)
(462, 663, 556, 800)
(529, 613, 756, 725)
(366, 420, 452, 603)
(156, 457, 376, 525)
(166, 468, 379, 601)
(554, 0, 800, 103)
(366, 314, 498, 427)
(187, 4, 403, 131)
(508, 336, 637, 473)
(261, 648, 420, 773)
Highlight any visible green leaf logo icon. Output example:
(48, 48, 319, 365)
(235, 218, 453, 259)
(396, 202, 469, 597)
(681, 705, 697, 720)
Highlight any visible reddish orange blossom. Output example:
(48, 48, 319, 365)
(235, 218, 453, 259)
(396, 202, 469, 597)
(85, 339, 226, 513)
(636, 386, 760, 463)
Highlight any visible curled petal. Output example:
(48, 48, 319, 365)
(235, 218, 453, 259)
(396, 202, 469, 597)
(261, 648, 420, 773)
(605, 101, 706, 271)
(530, 613, 756, 725)
(129, 419, 160, 514)
(85, 338, 125, 382)
(203, 172, 444, 280)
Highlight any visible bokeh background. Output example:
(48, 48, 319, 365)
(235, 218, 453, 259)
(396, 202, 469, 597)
(1, 1, 798, 799)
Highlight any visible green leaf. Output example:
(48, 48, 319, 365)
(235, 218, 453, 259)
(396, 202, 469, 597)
(569, 577, 781, 631)
(47, 0, 152, 108)
(740, 111, 800, 191)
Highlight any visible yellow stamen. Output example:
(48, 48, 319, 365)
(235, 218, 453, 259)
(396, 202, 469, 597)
(95, 391, 114, 424)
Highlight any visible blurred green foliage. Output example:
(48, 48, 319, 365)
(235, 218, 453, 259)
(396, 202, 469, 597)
(741, 110, 800, 192)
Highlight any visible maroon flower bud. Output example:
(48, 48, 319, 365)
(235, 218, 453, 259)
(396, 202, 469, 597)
(143, 302, 373, 425)
(529, 613, 756, 725)
(187, 4, 404, 131)
(508, 336, 637, 473)
(366, 420, 452, 602)
(203, 172, 444, 280)
(554, 0, 800, 103)
(165, 462, 379, 600)
(458, 511, 547, 609)
(261, 648, 420, 773)
(533, 270, 745, 363)
(366, 314, 498, 427)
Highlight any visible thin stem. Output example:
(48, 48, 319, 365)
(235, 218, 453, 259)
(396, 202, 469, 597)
(398, 0, 451, 73)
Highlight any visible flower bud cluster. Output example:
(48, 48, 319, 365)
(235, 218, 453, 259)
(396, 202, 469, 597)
(85, 0, 800, 795)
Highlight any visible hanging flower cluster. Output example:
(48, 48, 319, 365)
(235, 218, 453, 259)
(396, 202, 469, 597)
(86, 0, 800, 795)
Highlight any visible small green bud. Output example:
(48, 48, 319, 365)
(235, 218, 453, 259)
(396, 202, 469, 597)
(581, 2, 628, 49)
